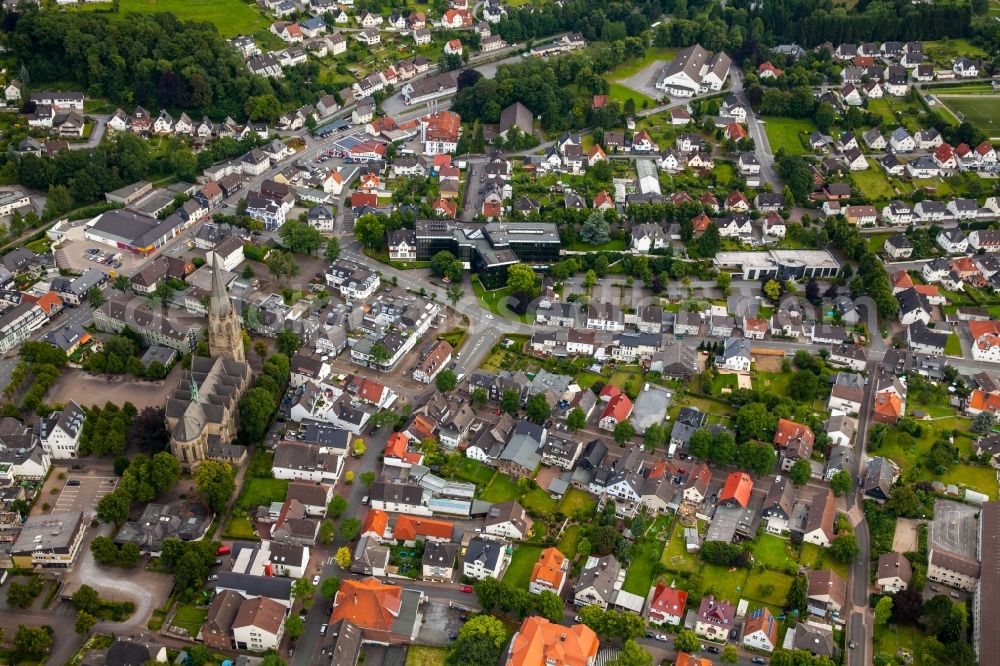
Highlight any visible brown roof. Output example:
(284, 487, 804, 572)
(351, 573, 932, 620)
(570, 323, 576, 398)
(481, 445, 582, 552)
(232, 596, 286, 635)
(877, 552, 912, 583)
(930, 549, 981, 578)
(330, 577, 402, 631)
(202, 589, 243, 642)
(804, 489, 837, 542)
(285, 481, 330, 508)
(807, 569, 847, 609)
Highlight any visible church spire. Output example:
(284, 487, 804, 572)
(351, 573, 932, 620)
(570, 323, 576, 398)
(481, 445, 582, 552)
(210, 259, 232, 318)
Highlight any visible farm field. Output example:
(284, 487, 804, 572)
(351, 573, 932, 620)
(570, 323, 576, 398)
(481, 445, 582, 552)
(79, 0, 272, 37)
(939, 96, 1000, 138)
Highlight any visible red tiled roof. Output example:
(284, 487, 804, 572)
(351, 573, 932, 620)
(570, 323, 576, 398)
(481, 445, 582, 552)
(358, 378, 386, 404)
(650, 584, 688, 616)
(600, 393, 633, 423)
(507, 617, 599, 666)
(361, 509, 389, 538)
(331, 578, 402, 631)
(393, 515, 453, 541)
(719, 472, 752, 508)
(773, 418, 815, 448)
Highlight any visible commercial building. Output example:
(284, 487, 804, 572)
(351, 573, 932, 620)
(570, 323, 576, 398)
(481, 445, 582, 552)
(10, 511, 86, 569)
(714, 250, 841, 281)
(413, 220, 560, 289)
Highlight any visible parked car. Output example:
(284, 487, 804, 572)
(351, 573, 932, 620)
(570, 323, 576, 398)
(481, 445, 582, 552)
(312, 575, 321, 585)
(706, 646, 720, 654)
(320, 624, 328, 636)
(460, 585, 474, 593)
(752, 658, 767, 665)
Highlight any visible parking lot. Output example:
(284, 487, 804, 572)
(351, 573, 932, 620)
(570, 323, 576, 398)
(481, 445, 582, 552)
(56, 223, 145, 276)
(416, 601, 467, 646)
(50, 474, 117, 517)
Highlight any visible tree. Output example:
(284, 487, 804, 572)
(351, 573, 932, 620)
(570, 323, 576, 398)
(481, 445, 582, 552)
(716, 271, 732, 296)
(284, 614, 305, 640)
(96, 490, 130, 526)
(643, 423, 666, 450)
(340, 518, 361, 541)
(830, 469, 852, 496)
(354, 213, 386, 250)
(239, 387, 276, 442)
(971, 411, 995, 435)
(875, 596, 893, 625)
(720, 646, 738, 664)
(87, 286, 105, 308)
(360, 471, 376, 488)
(675, 629, 701, 653)
(525, 393, 551, 422)
(786, 575, 808, 614)
(789, 459, 811, 486)
(90, 535, 120, 564)
(321, 577, 341, 598)
(291, 577, 315, 607)
(324, 236, 341, 262)
(265, 250, 299, 284)
(506, 263, 538, 296)
(788, 370, 819, 403)
(501, 388, 520, 414)
(194, 460, 236, 513)
(886, 484, 924, 518)
(470, 388, 488, 406)
(890, 587, 925, 624)
(275, 329, 301, 357)
(584, 269, 597, 291)
(6, 582, 37, 609)
(446, 284, 464, 306)
(447, 615, 508, 666)
(830, 534, 860, 564)
(610, 640, 652, 666)
(763, 279, 782, 302)
(566, 407, 586, 431)
(280, 219, 325, 255)
(369, 343, 391, 368)
(75, 611, 97, 636)
(328, 495, 348, 518)
(352, 438, 366, 457)
(436, 369, 458, 392)
(613, 420, 636, 444)
(533, 590, 564, 622)
(13, 626, 51, 655)
(334, 547, 352, 568)
(735, 402, 777, 443)
(579, 210, 611, 245)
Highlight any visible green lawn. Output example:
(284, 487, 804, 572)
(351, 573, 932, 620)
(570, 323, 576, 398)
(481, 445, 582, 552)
(800, 543, 850, 578)
(221, 515, 258, 540)
(567, 239, 627, 252)
(522, 487, 559, 514)
(171, 605, 207, 636)
(406, 645, 449, 666)
(503, 546, 542, 589)
(471, 278, 531, 323)
(481, 474, 521, 503)
(867, 98, 896, 125)
(700, 564, 749, 603)
(575, 371, 606, 390)
(557, 489, 596, 517)
(851, 163, 898, 202)
(744, 569, 794, 606)
(945, 334, 963, 357)
(557, 525, 582, 558)
(622, 537, 665, 596)
(713, 162, 737, 188)
(661, 523, 700, 574)
(924, 39, 989, 65)
(236, 478, 288, 511)
(762, 117, 817, 156)
(754, 371, 793, 398)
(608, 83, 657, 110)
(873, 623, 928, 666)
(940, 96, 1000, 138)
(79, 0, 272, 37)
(751, 535, 798, 570)
(455, 458, 495, 486)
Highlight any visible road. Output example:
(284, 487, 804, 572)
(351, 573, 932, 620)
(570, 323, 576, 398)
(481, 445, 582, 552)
(731, 70, 779, 188)
(69, 115, 108, 151)
(845, 358, 879, 666)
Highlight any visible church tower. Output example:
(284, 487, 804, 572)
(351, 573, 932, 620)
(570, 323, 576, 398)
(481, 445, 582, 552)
(208, 259, 245, 363)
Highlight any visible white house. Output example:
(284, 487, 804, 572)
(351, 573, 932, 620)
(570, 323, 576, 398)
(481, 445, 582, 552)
(232, 597, 286, 653)
(462, 537, 508, 580)
(37, 401, 85, 459)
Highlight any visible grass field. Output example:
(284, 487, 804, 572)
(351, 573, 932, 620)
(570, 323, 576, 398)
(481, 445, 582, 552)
(940, 96, 1000, 138)
(471, 279, 531, 323)
(851, 162, 898, 201)
(607, 47, 679, 80)
(608, 83, 657, 110)
(455, 458, 496, 486)
(81, 0, 272, 37)
(762, 117, 816, 156)
(222, 515, 258, 540)
(622, 535, 664, 596)
(661, 523, 700, 574)
(503, 546, 542, 589)
(945, 334, 962, 357)
(236, 478, 288, 511)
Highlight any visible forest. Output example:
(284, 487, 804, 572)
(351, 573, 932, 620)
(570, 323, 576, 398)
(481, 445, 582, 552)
(4, 9, 330, 122)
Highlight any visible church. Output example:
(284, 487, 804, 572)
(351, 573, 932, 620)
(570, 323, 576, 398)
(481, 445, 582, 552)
(166, 261, 252, 471)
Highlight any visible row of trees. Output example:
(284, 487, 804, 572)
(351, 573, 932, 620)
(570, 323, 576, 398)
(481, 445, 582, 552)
(239, 352, 290, 443)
